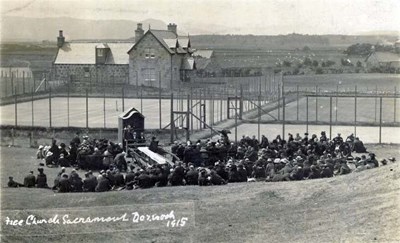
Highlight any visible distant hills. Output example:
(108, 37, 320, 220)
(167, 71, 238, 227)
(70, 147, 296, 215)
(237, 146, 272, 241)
(0, 16, 166, 42)
(1, 16, 399, 51)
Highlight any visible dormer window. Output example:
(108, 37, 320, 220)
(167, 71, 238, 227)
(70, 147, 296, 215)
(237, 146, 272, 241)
(95, 43, 109, 64)
(97, 49, 104, 57)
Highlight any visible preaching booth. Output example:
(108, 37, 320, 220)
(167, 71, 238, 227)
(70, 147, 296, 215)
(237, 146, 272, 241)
(118, 107, 145, 149)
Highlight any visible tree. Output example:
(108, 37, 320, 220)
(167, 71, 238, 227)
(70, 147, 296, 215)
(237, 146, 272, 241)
(303, 57, 312, 66)
(312, 60, 319, 67)
(303, 46, 311, 52)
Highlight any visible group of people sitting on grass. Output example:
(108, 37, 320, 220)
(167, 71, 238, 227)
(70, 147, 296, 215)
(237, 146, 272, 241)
(7, 130, 396, 192)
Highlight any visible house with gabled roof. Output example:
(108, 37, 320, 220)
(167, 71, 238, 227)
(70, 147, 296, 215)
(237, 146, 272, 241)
(52, 23, 197, 88)
(127, 23, 195, 89)
(365, 51, 400, 72)
(52, 31, 132, 85)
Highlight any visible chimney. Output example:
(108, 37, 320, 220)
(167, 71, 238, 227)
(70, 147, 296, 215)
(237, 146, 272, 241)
(135, 23, 144, 42)
(57, 30, 65, 48)
(167, 23, 177, 35)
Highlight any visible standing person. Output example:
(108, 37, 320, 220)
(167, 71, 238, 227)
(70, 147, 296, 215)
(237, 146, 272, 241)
(149, 137, 159, 153)
(36, 168, 48, 188)
(24, 171, 36, 188)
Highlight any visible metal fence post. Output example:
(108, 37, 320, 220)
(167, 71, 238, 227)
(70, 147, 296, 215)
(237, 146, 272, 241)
(103, 88, 106, 128)
(306, 96, 309, 133)
(315, 85, 318, 123)
(354, 85, 357, 136)
(329, 96, 332, 140)
(86, 89, 89, 128)
(394, 86, 397, 123)
(335, 85, 338, 123)
(67, 83, 70, 127)
(122, 86, 125, 112)
(159, 73, 162, 129)
(379, 96, 382, 144)
(170, 93, 174, 143)
(296, 84, 299, 120)
(31, 87, 34, 126)
(49, 87, 52, 128)
(14, 87, 17, 127)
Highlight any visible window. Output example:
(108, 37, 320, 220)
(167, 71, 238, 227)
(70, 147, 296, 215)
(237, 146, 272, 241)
(84, 67, 90, 78)
(97, 49, 104, 57)
(143, 68, 156, 82)
(145, 48, 155, 59)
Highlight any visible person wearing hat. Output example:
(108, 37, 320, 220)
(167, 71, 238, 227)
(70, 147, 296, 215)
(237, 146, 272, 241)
(338, 159, 351, 175)
(352, 137, 367, 153)
(307, 165, 320, 179)
(209, 170, 227, 185)
(49, 139, 61, 163)
(8, 176, 24, 187)
(37, 145, 45, 159)
(58, 153, 70, 167)
(114, 151, 127, 172)
(237, 163, 248, 182)
(83, 172, 97, 192)
(185, 165, 199, 185)
(69, 169, 83, 192)
(320, 163, 333, 178)
(367, 153, 379, 168)
(36, 168, 48, 188)
(198, 168, 209, 186)
(228, 164, 241, 183)
(149, 136, 159, 153)
(265, 158, 275, 179)
(137, 170, 154, 189)
(58, 174, 71, 193)
(23, 171, 36, 188)
(333, 133, 343, 145)
(95, 174, 111, 192)
(320, 131, 327, 143)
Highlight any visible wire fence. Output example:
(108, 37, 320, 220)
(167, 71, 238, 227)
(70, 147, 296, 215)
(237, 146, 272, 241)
(1, 71, 399, 144)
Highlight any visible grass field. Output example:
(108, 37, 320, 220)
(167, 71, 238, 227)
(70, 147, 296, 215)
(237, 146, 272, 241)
(1, 145, 399, 242)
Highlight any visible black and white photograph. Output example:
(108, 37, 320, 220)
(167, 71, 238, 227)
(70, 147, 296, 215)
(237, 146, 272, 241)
(1, 0, 399, 242)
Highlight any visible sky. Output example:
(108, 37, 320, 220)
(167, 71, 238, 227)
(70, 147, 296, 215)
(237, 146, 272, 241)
(1, 0, 400, 35)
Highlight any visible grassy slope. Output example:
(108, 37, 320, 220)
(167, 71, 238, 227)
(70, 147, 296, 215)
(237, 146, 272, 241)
(1, 145, 399, 242)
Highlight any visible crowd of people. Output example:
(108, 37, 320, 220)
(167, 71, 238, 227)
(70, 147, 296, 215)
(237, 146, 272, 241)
(7, 131, 397, 192)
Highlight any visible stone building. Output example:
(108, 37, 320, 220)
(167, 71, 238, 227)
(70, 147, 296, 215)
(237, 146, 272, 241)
(53, 23, 197, 89)
(53, 31, 131, 85)
(127, 23, 195, 89)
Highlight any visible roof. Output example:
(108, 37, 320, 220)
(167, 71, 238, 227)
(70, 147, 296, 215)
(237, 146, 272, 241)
(181, 57, 195, 70)
(119, 107, 144, 119)
(193, 50, 214, 58)
(177, 37, 190, 48)
(367, 52, 400, 63)
(54, 42, 133, 65)
(128, 29, 190, 55)
(150, 30, 177, 39)
(193, 57, 211, 70)
(164, 39, 177, 48)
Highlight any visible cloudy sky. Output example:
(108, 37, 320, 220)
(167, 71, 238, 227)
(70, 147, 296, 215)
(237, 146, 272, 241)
(1, 0, 400, 35)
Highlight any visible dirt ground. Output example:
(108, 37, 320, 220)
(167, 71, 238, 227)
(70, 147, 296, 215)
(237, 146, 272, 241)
(0, 144, 399, 242)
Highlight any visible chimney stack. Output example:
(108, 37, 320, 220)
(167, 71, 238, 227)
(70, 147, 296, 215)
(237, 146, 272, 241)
(167, 23, 177, 35)
(57, 30, 65, 48)
(135, 23, 144, 42)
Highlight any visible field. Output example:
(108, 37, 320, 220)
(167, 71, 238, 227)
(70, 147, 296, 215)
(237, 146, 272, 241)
(1, 145, 399, 242)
